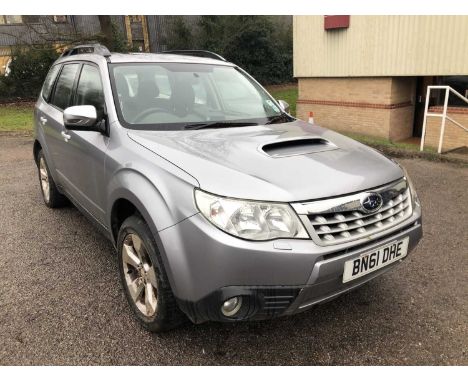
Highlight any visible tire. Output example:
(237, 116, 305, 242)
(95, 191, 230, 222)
(117, 214, 185, 332)
(36, 149, 68, 208)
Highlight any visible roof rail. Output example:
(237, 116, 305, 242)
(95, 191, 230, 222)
(162, 50, 226, 61)
(60, 44, 111, 58)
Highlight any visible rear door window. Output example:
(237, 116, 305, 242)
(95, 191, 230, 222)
(50, 63, 80, 110)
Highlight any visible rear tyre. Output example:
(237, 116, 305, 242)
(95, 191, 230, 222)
(117, 214, 185, 332)
(36, 150, 68, 208)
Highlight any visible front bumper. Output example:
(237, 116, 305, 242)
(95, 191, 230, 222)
(159, 203, 422, 324)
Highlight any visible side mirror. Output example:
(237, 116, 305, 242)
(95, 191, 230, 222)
(63, 105, 98, 130)
(277, 99, 290, 114)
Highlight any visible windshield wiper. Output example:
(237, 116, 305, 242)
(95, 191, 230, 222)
(265, 114, 293, 125)
(184, 121, 259, 130)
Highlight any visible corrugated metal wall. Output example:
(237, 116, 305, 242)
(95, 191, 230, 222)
(0, 15, 199, 52)
(0, 16, 125, 47)
(71, 15, 102, 37)
(294, 15, 468, 77)
(0, 17, 75, 46)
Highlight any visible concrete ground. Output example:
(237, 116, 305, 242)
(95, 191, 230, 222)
(0, 135, 466, 365)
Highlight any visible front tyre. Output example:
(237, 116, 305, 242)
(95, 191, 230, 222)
(117, 214, 185, 332)
(36, 150, 68, 208)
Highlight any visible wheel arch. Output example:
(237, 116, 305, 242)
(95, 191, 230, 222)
(106, 167, 197, 243)
(108, 190, 179, 293)
(108, 187, 163, 246)
(107, 168, 197, 299)
(110, 198, 139, 244)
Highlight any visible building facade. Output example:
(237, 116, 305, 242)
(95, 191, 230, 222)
(0, 15, 200, 74)
(294, 15, 468, 151)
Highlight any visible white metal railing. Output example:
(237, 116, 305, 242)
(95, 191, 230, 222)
(420, 85, 468, 154)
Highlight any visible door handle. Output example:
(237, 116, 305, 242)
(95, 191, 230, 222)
(61, 131, 71, 142)
(40, 116, 47, 125)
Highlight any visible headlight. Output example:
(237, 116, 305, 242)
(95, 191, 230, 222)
(194, 189, 309, 241)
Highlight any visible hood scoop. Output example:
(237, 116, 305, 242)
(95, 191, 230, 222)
(260, 137, 338, 158)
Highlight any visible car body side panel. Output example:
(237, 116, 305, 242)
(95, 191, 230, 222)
(104, 126, 199, 232)
(59, 130, 110, 223)
(106, 167, 198, 234)
(36, 100, 67, 183)
(55, 61, 115, 224)
(105, 170, 198, 297)
(34, 102, 53, 168)
(104, 128, 200, 292)
(105, 180, 183, 291)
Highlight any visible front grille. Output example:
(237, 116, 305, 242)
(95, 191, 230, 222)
(309, 188, 411, 244)
(292, 178, 413, 246)
(321, 221, 417, 261)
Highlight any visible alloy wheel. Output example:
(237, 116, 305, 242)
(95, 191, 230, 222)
(122, 233, 158, 317)
(39, 157, 50, 203)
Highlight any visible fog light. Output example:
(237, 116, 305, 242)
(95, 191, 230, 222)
(221, 296, 242, 317)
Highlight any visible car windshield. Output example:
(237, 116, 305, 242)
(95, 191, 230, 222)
(110, 62, 289, 130)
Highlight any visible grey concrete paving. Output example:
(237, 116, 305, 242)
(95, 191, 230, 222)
(0, 135, 467, 365)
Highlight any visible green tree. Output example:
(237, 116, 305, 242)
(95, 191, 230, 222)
(0, 46, 60, 99)
(195, 16, 293, 85)
(196, 15, 226, 53)
(98, 16, 113, 48)
(97, 22, 134, 53)
(165, 16, 194, 50)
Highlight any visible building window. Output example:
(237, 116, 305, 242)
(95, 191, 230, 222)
(435, 76, 468, 107)
(53, 15, 67, 23)
(0, 15, 23, 24)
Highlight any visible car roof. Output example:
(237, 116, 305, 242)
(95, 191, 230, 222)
(55, 52, 235, 67)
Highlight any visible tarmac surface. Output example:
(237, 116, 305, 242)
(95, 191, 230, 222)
(0, 135, 466, 365)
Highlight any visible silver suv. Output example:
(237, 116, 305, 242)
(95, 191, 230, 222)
(34, 44, 422, 332)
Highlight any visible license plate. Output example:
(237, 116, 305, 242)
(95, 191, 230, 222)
(342, 237, 409, 283)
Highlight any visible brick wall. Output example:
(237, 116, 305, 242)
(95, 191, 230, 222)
(296, 102, 392, 138)
(297, 77, 416, 141)
(389, 105, 416, 141)
(424, 108, 468, 152)
(299, 77, 394, 104)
